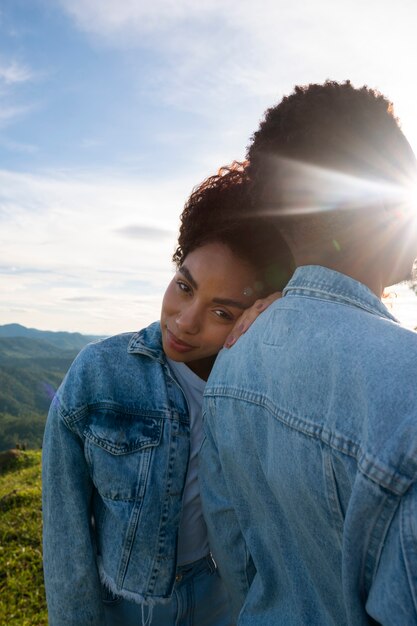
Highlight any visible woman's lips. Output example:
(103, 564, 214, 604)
(166, 328, 196, 353)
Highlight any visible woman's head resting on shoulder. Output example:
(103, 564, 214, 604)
(161, 162, 294, 380)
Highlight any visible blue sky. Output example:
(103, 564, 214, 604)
(1, 0, 417, 334)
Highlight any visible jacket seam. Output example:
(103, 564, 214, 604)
(205, 387, 415, 495)
(284, 286, 395, 320)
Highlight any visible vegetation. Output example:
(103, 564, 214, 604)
(0, 326, 105, 623)
(0, 325, 103, 451)
(0, 412, 48, 453)
(0, 450, 47, 625)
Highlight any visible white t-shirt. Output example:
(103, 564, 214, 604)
(167, 358, 210, 565)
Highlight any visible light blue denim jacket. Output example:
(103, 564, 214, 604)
(42, 322, 191, 626)
(200, 265, 417, 625)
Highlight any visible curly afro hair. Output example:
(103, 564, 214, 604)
(173, 162, 294, 295)
(247, 80, 417, 192)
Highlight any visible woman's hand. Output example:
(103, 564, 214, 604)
(223, 292, 282, 348)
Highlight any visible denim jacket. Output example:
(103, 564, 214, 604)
(42, 322, 191, 626)
(200, 266, 417, 625)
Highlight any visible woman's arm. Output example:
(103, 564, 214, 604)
(42, 390, 105, 626)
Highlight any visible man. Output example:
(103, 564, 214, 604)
(200, 81, 417, 625)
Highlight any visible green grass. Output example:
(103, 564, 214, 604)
(0, 450, 47, 625)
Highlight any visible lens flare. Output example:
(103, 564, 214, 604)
(257, 156, 417, 220)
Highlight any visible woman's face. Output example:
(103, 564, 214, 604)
(160, 242, 258, 380)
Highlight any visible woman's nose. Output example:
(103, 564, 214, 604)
(176, 305, 200, 335)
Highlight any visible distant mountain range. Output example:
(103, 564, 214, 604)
(0, 324, 105, 451)
(0, 323, 102, 351)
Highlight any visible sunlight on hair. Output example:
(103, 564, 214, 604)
(258, 156, 417, 220)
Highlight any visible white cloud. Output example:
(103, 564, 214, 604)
(0, 59, 37, 127)
(58, 0, 223, 38)
(0, 167, 194, 333)
(0, 137, 38, 153)
(0, 59, 34, 85)
(115, 224, 174, 240)
(0, 103, 34, 126)
(57, 0, 417, 153)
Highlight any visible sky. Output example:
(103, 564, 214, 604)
(1, 0, 417, 335)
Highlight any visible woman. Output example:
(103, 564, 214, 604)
(42, 164, 293, 626)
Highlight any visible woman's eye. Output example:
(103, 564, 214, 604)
(177, 280, 191, 294)
(214, 309, 234, 321)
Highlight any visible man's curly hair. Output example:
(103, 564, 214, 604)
(247, 80, 417, 194)
(173, 162, 294, 294)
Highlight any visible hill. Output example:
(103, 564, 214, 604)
(0, 323, 101, 351)
(0, 324, 105, 451)
(0, 449, 47, 625)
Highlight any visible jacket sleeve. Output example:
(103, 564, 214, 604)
(365, 480, 417, 625)
(199, 399, 256, 624)
(42, 377, 105, 625)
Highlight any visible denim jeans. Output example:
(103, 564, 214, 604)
(102, 554, 232, 626)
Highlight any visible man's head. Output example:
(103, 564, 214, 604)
(247, 80, 417, 292)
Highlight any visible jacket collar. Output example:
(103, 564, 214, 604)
(283, 265, 399, 322)
(127, 321, 165, 362)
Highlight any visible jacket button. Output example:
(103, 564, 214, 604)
(175, 573, 182, 583)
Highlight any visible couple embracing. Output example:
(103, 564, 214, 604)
(43, 80, 417, 626)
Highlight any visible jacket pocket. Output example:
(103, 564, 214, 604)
(84, 408, 163, 501)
